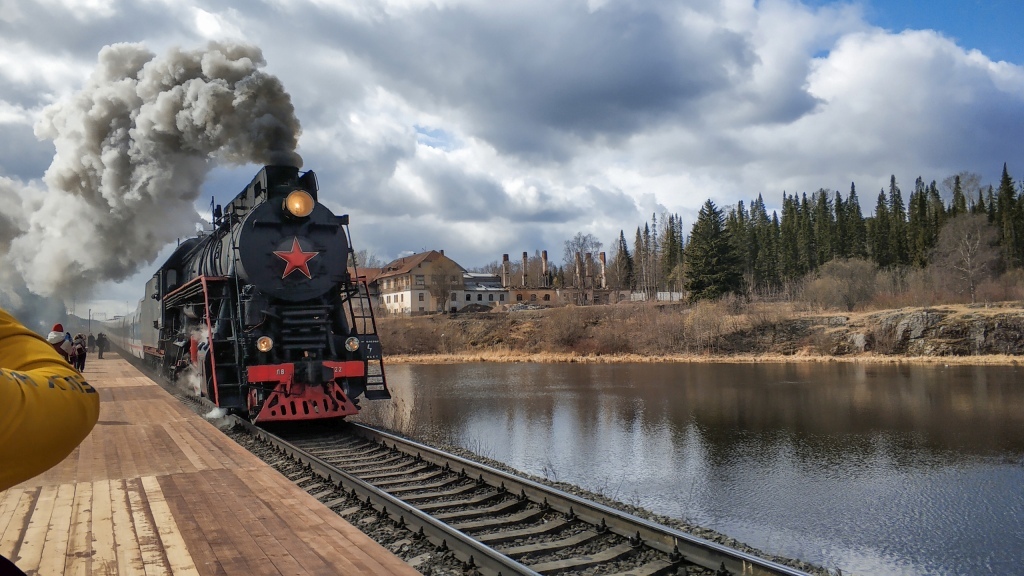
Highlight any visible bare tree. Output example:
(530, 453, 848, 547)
(805, 258, 877, 311)
(349, 249, 385, 269)
(562, 233, 602, 288)
(932, 214, 999, 303)
(941, 171, 983, 208)
(426, 259, 465, 313)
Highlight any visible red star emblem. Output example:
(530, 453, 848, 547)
(273, 237, 319, 279)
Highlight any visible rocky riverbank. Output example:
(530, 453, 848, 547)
(378, 301, 1024, 364)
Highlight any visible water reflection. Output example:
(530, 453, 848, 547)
(356, 362, 1024, 575)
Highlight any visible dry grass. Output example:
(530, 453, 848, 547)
(378, 299, 1024, 366)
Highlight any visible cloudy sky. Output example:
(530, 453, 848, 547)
(1, 0, 1022, 319)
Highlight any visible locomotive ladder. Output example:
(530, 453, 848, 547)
(343, 279, 388, 398)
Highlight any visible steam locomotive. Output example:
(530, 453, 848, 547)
(106, 165, 390, 422)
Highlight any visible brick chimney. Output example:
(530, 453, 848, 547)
(541, 250, 548, 287)
(599, 252, 607, 289)
(502, 254, 510, 287)
(522, 252, 528, 287)
(584, 252, 593, 289)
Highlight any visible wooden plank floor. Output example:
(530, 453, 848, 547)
(0, 354, 421, 576)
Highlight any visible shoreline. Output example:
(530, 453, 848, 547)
(384, 350, 1023, 365)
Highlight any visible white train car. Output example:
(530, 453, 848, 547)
(102, 302, 144, 360)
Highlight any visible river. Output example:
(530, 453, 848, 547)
(354, 361, 1024, 575)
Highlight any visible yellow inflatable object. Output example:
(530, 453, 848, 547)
(0, 308, 100, 491)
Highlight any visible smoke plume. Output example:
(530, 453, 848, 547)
(0, 41, 302, 307)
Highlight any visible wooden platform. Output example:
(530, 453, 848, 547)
(0, 354, 421, 575)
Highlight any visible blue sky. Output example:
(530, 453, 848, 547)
(0, 0, 1022, 318)
(823, 0, 1024, 63)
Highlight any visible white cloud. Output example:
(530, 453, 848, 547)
(0, 40, 89, 95)
(35, 0, 117, 20)
(192, 7, 244, 40)
(0, 0, 1022, 314)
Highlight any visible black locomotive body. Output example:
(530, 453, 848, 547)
(139, 165, 389, 422)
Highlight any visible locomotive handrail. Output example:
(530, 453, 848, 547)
(163, 275, 229, 306)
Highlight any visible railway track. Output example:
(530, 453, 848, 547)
(236, 419, 811, 576)
(124, 350, 814, 576)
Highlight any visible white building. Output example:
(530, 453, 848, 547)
(451, 272, 508, 312)
(377, 250, 466, 315)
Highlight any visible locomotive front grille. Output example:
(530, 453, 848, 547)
(278, 304, 332, 356)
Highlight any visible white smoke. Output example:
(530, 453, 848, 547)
(179, 324, 211, 396)
(0, 41, 302, 302)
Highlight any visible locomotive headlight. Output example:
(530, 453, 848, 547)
(344, 336, 360, 352)
(256, 336, 274, 352)
(283, 190, 315, 218)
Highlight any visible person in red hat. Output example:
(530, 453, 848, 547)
(46, 323, 72, 362)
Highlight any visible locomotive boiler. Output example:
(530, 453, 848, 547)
(121, 165, 389, 422)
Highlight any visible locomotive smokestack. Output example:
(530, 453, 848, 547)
(522, 252, 528, 287)
(502, 254, 510, 288)
(1, 41, 303, 300)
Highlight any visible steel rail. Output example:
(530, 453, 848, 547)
(232, 417, 541, 576)
(349, 422, 811, 576)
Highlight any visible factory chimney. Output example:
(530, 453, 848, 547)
(541, 250, 548, 287)
(599, 252, 607, 289)
(502, 254, 510, 288)
(522, 252, 529, 287)
(584, 252, 593, 290)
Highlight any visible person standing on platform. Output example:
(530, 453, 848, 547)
(0, 307, 100, 575)
(96, 333, 108, 359)
(87, 333, 96, 353)
(45, 323, 72, 362)
(72, 334, 87, 372)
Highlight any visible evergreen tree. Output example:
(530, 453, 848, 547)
(870, 189, 892, 267)
(996, 163, 1018, 266)
(972, 187, 986, 216)
(613, 230, 635, 290)
(634, 227, 648, 297)
(798, 193, 817, 272)
(768, 211, 782, 287)
(812, 189, 835, 265)
(660, 214, 683, 285)
(927, 180, 945, 247)
(846, 183, 868, 258)
(750, 194, 779, 292)
(779, 193, 801, 279)
(986, 186, 996, 223)
(907, 177, 930, 267)
(950, 174, 967, 217)
(888, 175, 910, 265)
(684, 200, 743, 301)
(726, 202, 752, 292)
(834, 190, 848, 258)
